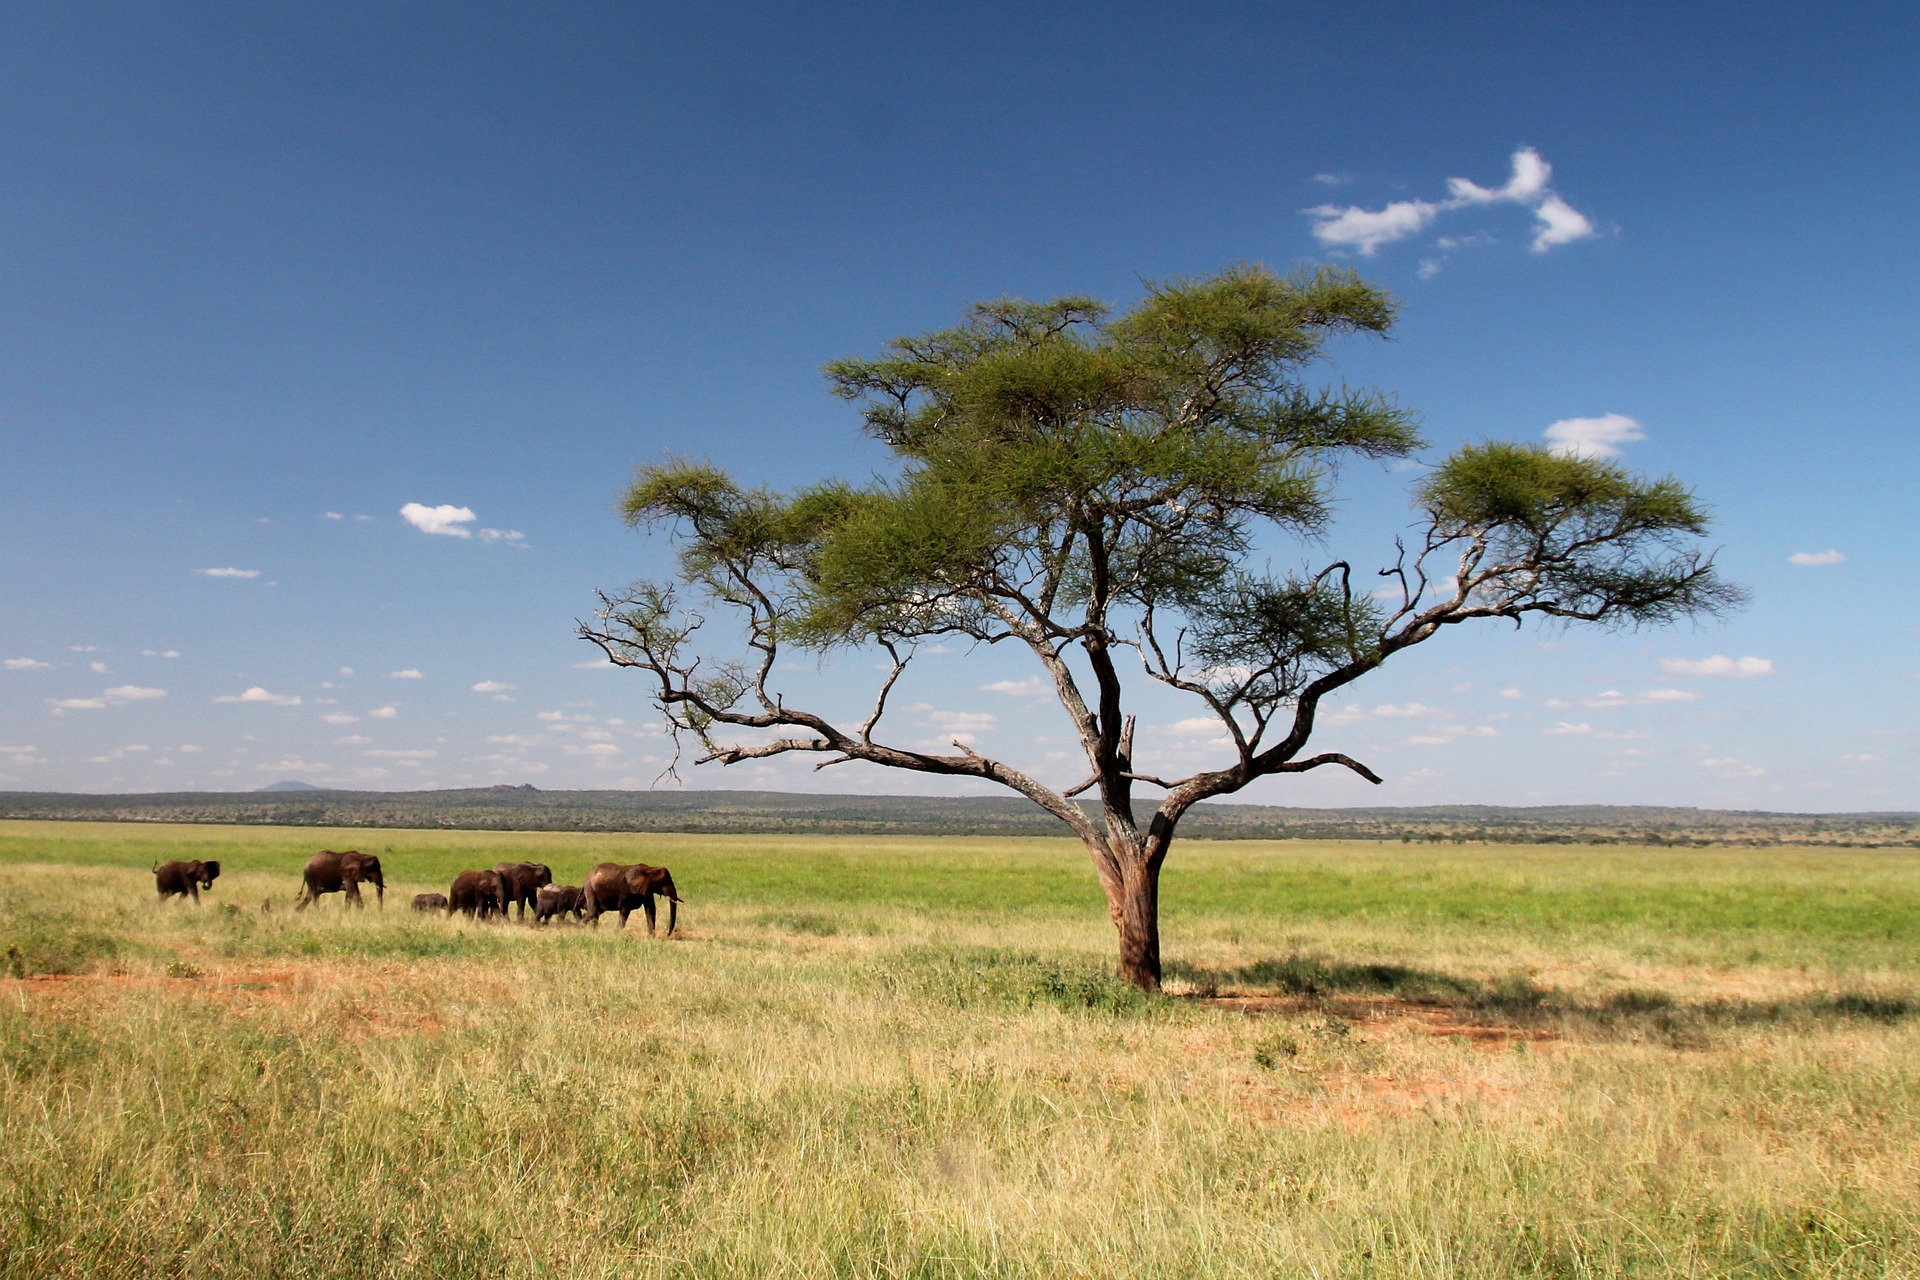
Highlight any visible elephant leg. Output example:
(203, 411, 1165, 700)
(643, 896, 657, 936)
(189, 884, 199, 905)
(345, 880, 362, 909)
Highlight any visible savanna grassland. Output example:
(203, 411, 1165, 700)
(2, 820, 1916, 1279)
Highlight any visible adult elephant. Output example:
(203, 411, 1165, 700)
(295, 850, 386, 910)
(582, 862, 681, 936)
(449, 869, 508, 919)
(154, 859, 221, 903)
(491, 861, 554, 921)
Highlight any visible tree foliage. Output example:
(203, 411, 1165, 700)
(583, 264, 1741, 988)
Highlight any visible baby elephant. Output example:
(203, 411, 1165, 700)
(533, 884, 585, 925)
(154, 859, 221, 903)
(411, 892, 450, 913)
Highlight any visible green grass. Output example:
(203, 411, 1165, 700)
(1, 820, 1917, 1278)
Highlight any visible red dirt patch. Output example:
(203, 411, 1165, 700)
(1204, 992, 1556, 1049)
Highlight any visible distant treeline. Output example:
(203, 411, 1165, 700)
(2, 786, 1917, 847)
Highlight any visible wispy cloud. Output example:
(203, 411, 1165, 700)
(199, 567, 261, 579)
(1545, 722, 1593, 735)
(471, 680, 514, 694)
(981, 676, 1050, 696)
(386, 669, 423, 679)
(1574, 688, 1701, 708)
(368, 705, 398, 719)
(103, 685, 166, 701)
(215, 686, 301, 706)
(400, 503, 477, 537)
(5, 657, 53, 670)
(1661, 655, 1774, 678)
(1788, 549, 1845, 567)
(1543, 413, 1645, 460)
(1306, 147, 1596, 258)
(319, 713, 360, 725)
(477, 528, 527, 546)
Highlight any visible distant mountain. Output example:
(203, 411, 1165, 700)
(0, 786, 1914, 846)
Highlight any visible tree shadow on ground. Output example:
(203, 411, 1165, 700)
(1166, 953, 1916, 1040)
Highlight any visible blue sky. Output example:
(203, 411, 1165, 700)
(2, 2, 1915, 809)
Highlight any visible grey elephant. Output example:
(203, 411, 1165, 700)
(295, 850, 386, 910)
(582, 862, 681, 935)
(533, 884, 585, 925)
(491, 861, 554, 921)
(154, 859, 221, 903)
(449, 869, 508, 919)
(411, 892, 450, 913)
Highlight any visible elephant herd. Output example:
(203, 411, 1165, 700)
(152, 850, 682, 935)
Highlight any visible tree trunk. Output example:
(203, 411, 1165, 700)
(1113, 857, 1163, 992)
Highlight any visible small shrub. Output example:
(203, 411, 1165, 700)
(1251, 1033, 1299, 1070)
(1, 925, 125, 977)
(878, 946, 1160, 1017)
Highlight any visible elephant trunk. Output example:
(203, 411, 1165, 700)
(666, 896, 677, 937)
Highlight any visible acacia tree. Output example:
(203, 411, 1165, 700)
(581, 265, 1740, 990)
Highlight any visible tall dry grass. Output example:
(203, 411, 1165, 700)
(1, 821, 1916, 1277)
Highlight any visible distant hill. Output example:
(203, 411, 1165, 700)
(257, 780, 320, 792)
(0, 786, 1915, 846)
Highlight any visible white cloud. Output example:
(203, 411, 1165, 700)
(333, 735, 372, 745)
(1311, 171, 1351, 186)
(199, 567, 261, 579)
(1788, 549, 1845, 567)
(1306, 198, 1440, 255)
(368, 705, 399, 719)
(1169, 716, 1227, 737)
(1528, 195, 1597, 251)
(1545, 722, 1593, 735)
(140, 649, 182, 658)
(324, 512, 344, 520)
(103, 685, 166, 701)
(365, 748, 437, 759)
(387, 669, 423, 679)
(89, 661, 109, 674)
(566, 742, 622, 757)
(1543, 413, 1645, 460)
(319, 712, 360, 725)
(982, 676, 1050, 696)
(400, 503, 477, 537)
(177, 744, 202, 753)
(339, 667, 354, 676)
(1416, 258, 1442, 280)
(49, 698, 107, 710)
(5, 657, 53, 670)
(1661, 655, 1774, 678)
(536, 710, 567, 721)
(1701, 756, 1765, 779)
(1446, 147, 1552, 205)
(477, 528, 526, 546)
(1575, 688, 1701, 708)
(471, 680, 514, 693)
(1498, 686, 1523, 699)
(215, 686, 299, 706)
(1307, 147, 1596, 259)
(1841, 752, 1880, 763)
(1373, 702, 1443, 718)
(921, 709, 998, 734)
(70, 645, 105, 652)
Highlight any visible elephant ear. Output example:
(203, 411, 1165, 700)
(203, 861, 221, 879)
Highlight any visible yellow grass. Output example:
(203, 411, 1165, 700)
(1, 821, 1916, 1277)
